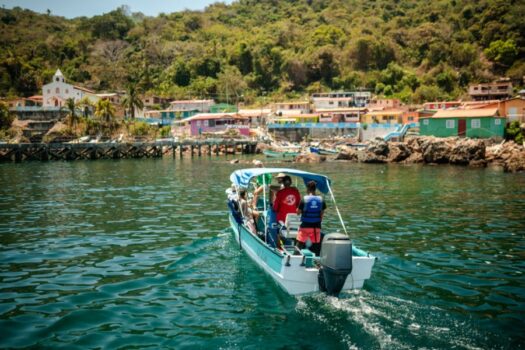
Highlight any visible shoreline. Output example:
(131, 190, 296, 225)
(292, 137, 525, 173)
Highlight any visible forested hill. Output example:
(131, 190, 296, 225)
(1, 0, 524, 104)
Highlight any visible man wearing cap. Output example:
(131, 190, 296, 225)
(273, 174, 301, 225)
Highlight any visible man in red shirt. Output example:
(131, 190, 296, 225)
(273, 174, 301, 224)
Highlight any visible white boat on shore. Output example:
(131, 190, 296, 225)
(226, 168, 375, 296)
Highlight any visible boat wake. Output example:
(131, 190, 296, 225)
(296, 291, 496, 350)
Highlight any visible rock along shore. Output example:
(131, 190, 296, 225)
(293, 137, 525, 173)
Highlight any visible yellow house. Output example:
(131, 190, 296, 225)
(361, 109, 404, 124)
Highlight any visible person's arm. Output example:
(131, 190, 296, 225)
(273, 191, 280, 212)
(297, 199, 304, 214)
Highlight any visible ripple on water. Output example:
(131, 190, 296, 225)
(0, 160, 524, 348)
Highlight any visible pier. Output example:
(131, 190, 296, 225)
(0, 140, 258, 162)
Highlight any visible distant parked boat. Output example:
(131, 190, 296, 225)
(309, 147, 338, 155)
(263, 149, 300, 158)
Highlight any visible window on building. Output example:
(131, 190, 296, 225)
(494, 118, 501, 125)
(209, 119, 216, 127)
(65, 89, 69, 94)
(446, 120, 455, 128)
(471, 119, 481, 128)
(56, 77, 59, 82)
(408, 117, 414, 121)
(56, 88, 60, 94)
(47, 89, 50, 94)
(423, 119, 429, 125)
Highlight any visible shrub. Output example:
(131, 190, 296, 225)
(131, 121, 150, 136)
(505, 121, 524, 144)
(160, 126, 172, 138)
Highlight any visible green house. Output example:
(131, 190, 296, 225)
(420, 108, 505, 139)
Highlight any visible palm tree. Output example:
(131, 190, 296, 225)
(77, 96, 94, 119)
(95, 99, 115, 125)
(64, 98, 79, 127)
(121, 85, 144, 119)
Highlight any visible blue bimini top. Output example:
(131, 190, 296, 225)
(229, 168, 332, 194)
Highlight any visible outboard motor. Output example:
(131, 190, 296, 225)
(318, 233, 353, 296)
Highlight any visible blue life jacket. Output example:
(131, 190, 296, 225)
(301, 195, 323, 223)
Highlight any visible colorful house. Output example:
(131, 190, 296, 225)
(419, 108, 505, 138)
(368, 98, 401, 110)
(316, 107, 367, 123)
(422, 101, 462, 110)
(361, 109, 405, 124)
(173, 113, 250, 137)
(270, 114, 320, 124)
(468, 79, 513, 101)
(479, 97, 525, 122)
(401, 110, 419, 124)
(169, 99, 215, 113)
(272, 101, 311, 115)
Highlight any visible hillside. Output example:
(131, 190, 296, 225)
(1, 0, 524, 104)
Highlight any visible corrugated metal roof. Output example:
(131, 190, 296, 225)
(431, 108, 500, 118)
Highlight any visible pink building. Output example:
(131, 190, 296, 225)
(173, 113, 250, 137)
(422, 101, 462, 110)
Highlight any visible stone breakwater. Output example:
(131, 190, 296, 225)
(294, 137, 525, 173)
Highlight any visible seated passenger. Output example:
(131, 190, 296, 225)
(252, 160, 272, 208)
(239, 188, 258, 233)
(296, 181, 327, 256)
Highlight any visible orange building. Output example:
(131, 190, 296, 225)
(402, 110, 419, 124)
(480, 98, 525, 122)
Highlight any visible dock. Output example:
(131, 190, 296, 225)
(0, 140, 258, 162)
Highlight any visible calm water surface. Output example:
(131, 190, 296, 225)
(0, 157, 524, 349)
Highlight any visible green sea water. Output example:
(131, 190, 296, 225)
(0, 157, 524, 349)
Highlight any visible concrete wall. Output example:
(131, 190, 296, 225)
(360, 124, 399, 141)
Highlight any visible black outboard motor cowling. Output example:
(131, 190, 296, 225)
(319, 233, 353, 296)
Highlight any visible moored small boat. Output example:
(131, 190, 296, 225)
(226, 168, 375, 296)
(309, 147, 339, 155)
(263, 149, 300, 158)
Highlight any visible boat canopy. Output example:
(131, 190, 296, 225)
(230, 168, 332, 194)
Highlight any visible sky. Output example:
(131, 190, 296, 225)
(1, 0, 234, 18)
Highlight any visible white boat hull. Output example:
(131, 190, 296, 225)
(229, 214, 375, 295)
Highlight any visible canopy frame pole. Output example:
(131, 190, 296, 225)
(327, 182, 348, 236)
(262, 175, 268, 242)
(235, 184, 243, 250)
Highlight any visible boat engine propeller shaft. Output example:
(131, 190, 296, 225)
(318, 233, 353, 296)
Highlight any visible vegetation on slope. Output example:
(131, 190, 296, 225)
(1, 0, 524, 104)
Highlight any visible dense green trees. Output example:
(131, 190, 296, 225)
(0, 102, 14, 129)
(0, 0, 523, 103)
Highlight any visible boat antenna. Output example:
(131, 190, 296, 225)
(262, 174, 268, 242)
(327, 181, 348, 236)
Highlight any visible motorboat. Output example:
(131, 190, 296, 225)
(309, 147, 339, 155)
(262, 149, 300, 158)
(226, 168, 375, 296)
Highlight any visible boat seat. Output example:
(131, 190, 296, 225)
(282, 213, 301, 239)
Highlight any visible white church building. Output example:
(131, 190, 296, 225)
(42, 69, 99, 107)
